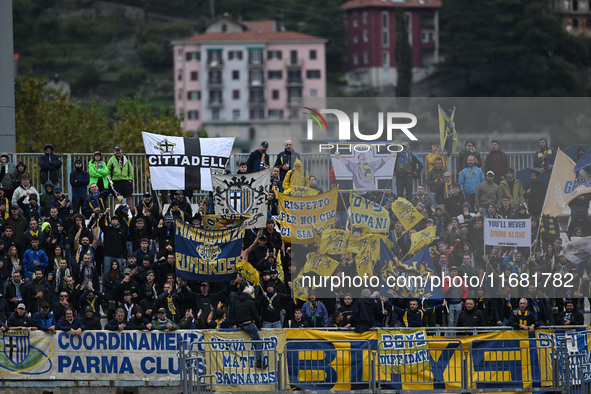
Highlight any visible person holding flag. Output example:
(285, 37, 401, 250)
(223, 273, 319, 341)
(247, 141, 270, 173)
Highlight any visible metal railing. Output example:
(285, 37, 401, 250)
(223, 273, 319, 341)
(11, 151, 536, 205)
(179, 339, 280, 394)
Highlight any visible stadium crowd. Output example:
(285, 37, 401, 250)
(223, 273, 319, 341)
(0, 138, 588, 336)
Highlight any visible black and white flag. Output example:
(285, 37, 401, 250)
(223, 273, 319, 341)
(212, 170, 269, 229)
(143, 132, 234, 191)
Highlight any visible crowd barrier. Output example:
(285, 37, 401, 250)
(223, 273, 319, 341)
(12, 151, 535, 203)
(3, 327, 587, 393)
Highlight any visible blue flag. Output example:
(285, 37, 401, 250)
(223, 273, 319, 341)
(574, 148, 591, 172)
(380, 242, 444, 300)
(174, 220, 244, 282)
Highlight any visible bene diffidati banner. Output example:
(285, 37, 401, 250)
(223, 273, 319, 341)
(1, 328, 590, 389)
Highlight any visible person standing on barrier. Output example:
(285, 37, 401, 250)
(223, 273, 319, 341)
(510, 298, 538, 331)
(392, 299, 446, 328)
(233, 287, 267, 369)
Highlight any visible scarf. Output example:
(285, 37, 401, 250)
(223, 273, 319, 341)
(11, 256, 21, 275)
(335, 292, 342, 311)
(88, 298, 96, 313)
(156, 317, 168, 327)
(167, 296, 177, 316)
(82, 262, 94, 287)
(260, 151, 266, 169)
(505, 296, 512, 310)
(517, 310, 530, 326)
(537, 148, 553, 170)
(444, 182, 450, 199)
(434, 216, 446, 235)
(361, 163, 372, 178)
(530, 297, 539, 317)
(416, 195, 427, 216)
(12, 279, 23, 301)
(215, 318, 225, 329)
(29, 229, 39, 237)
(124, 303, 133, 320)
(309, 301, 317, 327)
(266, 293, 276, 311)
(539, 215, 557, 235)
(0, 197, 8, 220)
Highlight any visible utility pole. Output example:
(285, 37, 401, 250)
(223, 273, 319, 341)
(0, 0, 17, 153)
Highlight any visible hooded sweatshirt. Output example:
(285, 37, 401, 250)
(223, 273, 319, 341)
(282, 158, 309, 191)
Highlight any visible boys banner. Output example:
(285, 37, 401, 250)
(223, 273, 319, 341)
(350, 194, 390, 232)
(174, 220, 244, 282)
(484, 218, 531, 247)
(212, 170, 270, 229)
(277, 188, 338, 244)
(142, 131, 234, 191)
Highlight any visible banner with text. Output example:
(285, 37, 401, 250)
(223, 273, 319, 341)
(277, 188, 338, 244)
(484, 218, 531, 247)
(175, 220, 244, 282)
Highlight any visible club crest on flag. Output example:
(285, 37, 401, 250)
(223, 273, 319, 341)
(228, 189, 253, 214)
(3, 330, 30, 366)
(196, 244, 221, 262)
(155, 138, 176, 154)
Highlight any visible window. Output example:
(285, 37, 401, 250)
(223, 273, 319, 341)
(207, 50, 222, 65)
(363, 12, 368, 24)
(177, 89, 183, 100)
(290, 50, 298, 65)
(268, 109, 283, 119)
(177, 71, 182, 81)
(267, 50, 282, 60)
(309, 50, 317, 60)
(353, 36, 358, 44)
(272, 90, 279, 100)
(363, 30, 368, 42)
(288, 70, 302, 84)
(363, 51, 368, 65)
(233, 109, 240, 120)
(250, 108, 265, 120)
(212, 109, 220, 121)
(228, 50, 243, 60)
(268, 70, 282, 79)
(249, 88, 264, 103)
(573, 0, 579, 11)
(232, 70, 240, 80)
(353, 53, 359, 65)
(382, 51, 390, 67)
(310, 89, 318, 97)
(208, 70, 222, 84)
(187, 91, 201, 100)
(249, 69, 264, 85)
(187, 111, 199, 120)
(233, 90, 240, 99)
(209, 90, 222, 104)
(287, 87, 302, 103)
(421, 31, 435, 43)
(353, 19, 358, 27)
(382, 12, 388, 28)
(306, 70, 321, 79)
(383, 31, 389, 47)
(186, 51, 200, 61)
(177, 49, 183, 61)
(190, 71, 198, 81)
(248, 49, 263, 64)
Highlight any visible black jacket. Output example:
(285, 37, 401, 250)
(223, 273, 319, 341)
(233, 292, 261, 327)
(352, 298, 379, 327)
(274, 149, 301, 180)
(99, 217, 127, 258)
(246, 149, 269, 173)
(40, 152, 62, 184)
(457, 308, 486, 327)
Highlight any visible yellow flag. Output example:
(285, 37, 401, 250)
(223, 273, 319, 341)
(347, 234, 392, 256)
(318, 229, 350, 255)
(355, 244, 375, 278)
(391, 197, 424, 231)
(438, 105, 457, 155)
(303, 252, 340, 277)
(292, 270, 308, 301)
(542, 149, 591, 216)
(236, 259, 260, 286)
(408, 226, 436, 256)
(276, 250, 285, 282)
(349, 193, 390, 232)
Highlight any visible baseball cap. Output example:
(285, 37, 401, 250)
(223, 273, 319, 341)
(261, 141, 269, 147)
(124, 290, 131, 295)
(93, 151, 101, 156)
(201, 282, 209, 287)
(143, 192, 151, 197)
(10, 204, 19, 210)
(29, 194, 38, 201)
(449, 266, 458, 271)
(164, 215, 173, 222)
(158, 308, 167, 314)
(55, 187, 63, 193)
(114, 145, 122, 151)
(17, 303, 26, 309)
(486, 170, 495, 176)
(41, 302, 50, 309)
(174, 190, 183, 195)
(120, 204, 129, 210)
(123, 268, 132, 275)
(463, 202, 471, 208)
(85, 306, 94, 313)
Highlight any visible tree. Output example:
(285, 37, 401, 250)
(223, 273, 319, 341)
(395, 11, 412, 97)
(15, 75, 184, 153)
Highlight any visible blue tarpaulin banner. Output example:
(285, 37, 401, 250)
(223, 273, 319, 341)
(174, 220, 244, 282)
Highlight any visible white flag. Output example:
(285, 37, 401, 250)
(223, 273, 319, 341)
(212, 170, 270, 229)
(142, 132, 234, 191)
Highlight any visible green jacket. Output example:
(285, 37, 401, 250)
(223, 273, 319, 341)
(107, 155, 133, 181)
(88, 160, 109, 188)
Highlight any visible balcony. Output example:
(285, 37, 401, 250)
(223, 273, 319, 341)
(248, 79, 265, 87)
(287, 78, 303, 86)
(207, 78, 223, 88)
(207, 100, 224, 109)
(248, 59, 264, 67)
(286, 59, 303, 68)
(206, 60, 224, 68)
(248, 98, 266, 107)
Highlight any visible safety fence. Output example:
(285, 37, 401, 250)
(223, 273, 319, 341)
(177, 328, 589, 394)
(12, 151, 536, 202)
